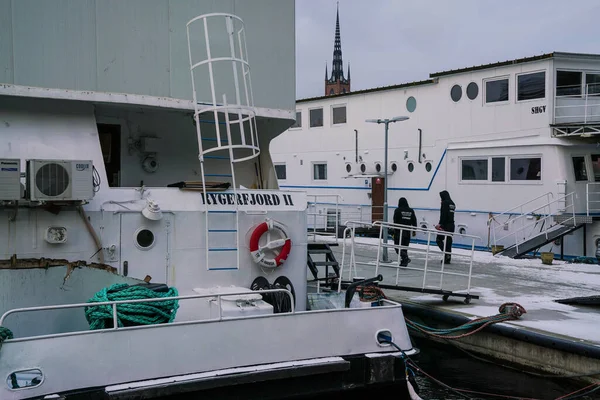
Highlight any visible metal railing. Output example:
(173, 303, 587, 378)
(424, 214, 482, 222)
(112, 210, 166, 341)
(554, 84, 600, 125)
(491, 192, 576, 255)
(0, 288, 294, 342)
(307, 194, 343, 244)
(338, 220, 481, 296)
(587, 182, 600, 216)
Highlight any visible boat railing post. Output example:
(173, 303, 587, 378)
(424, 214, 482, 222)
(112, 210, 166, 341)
(422, 230, 431, 290)
(112, 303, 118, 330)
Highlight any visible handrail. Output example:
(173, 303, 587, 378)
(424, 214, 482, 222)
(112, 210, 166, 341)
(0, 288, 295, 335)
(307, 194, 344, 244)
(586, 182, 600, 217)
(488, 191, 554, 223)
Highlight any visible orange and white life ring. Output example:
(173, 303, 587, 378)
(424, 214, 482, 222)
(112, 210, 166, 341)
(249, 219, 292, 268)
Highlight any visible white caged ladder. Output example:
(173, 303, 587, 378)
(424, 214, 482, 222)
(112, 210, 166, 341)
(186, 13, 261, 271)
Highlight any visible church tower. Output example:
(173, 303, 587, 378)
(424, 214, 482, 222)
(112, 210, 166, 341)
(325, 3, 350, 96)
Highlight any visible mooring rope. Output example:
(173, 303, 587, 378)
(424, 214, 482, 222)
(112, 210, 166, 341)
(0, 326, 13, 349)
(85, 283, 180, 330)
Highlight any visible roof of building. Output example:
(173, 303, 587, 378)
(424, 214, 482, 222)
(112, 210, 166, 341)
(297, 51, 600, 103)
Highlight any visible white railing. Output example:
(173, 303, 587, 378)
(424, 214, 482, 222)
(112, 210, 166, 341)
(307, 194, 343, 244)
(0, 288, 294, 342)
(587, 182, 600, 216)
(491, 192, 576, 255)
(554, 84, 600, 125)
(338, 220, 480, 296)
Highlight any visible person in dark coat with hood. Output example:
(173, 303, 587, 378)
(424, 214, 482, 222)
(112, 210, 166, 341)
(393, 197, 417, 266)
(435, 190, 455, 264)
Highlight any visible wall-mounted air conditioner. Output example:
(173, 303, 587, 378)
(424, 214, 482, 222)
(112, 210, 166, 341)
(0, 159, 21, 201)
(26, 159, 94, 201)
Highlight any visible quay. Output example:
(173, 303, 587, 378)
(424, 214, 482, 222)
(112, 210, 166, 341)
(316, 234, 600, 384)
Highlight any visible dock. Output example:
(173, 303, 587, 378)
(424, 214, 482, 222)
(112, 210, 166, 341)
(318, 235, 600, 384)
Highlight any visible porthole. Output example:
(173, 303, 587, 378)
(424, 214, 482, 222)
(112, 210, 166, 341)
(135, 228, 155, 250)
(406, 96, 417, 113)
(346, 164, 352, 173)
(391, 162, 398, 172)
(420, 223, 428, 230)
(459, 227, 466, 235)
(425, 162, 432, 172)
(450, 85, 462, 102)
(467, 82, 479, 100)
(408, 162, 414, 172)
(375, 163, 382, 173)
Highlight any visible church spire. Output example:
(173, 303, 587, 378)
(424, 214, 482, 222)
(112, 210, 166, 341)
(324, 2, 351, 96)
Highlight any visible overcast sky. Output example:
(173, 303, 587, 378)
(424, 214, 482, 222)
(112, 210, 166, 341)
(295, 0, 600, 99)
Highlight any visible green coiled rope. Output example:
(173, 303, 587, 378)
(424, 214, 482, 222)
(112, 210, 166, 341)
(0, 326, 13, 349)
(85, 283, 180, 330)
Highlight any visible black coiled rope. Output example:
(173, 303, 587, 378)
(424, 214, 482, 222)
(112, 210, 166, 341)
(251, 276, 296, 313)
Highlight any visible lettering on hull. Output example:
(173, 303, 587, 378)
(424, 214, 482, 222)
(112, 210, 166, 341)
(200, 192, 295, 207)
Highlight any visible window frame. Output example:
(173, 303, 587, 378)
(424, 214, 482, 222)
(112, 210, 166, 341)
(289, 110, 302, 130)
(331, 103, 347, 126)
(571, 155, 590, 183)
(459, 157, 490, 184)
(312, 162, 328, 181)
(555, 69, 583, 98)
(516, 70, 546, 103)
(309, 107, 324, 128)
(274, 163, 287, 181)
(507, 155, 543, 184)
(483, 76, 510, 105)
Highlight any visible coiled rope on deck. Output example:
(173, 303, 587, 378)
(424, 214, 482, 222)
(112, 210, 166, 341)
(0, 326, 13, 349)
(85, 283, 180, 330)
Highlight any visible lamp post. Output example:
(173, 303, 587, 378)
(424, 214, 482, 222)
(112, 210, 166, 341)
(365, 116, 410, 263)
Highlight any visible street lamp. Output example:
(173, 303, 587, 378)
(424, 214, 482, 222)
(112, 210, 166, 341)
(365, 116, 410, 263)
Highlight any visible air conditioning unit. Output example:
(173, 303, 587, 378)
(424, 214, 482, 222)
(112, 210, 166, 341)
(389, 161, 398, 174)
(0, 159, 21, 201)
(26, 159, 94, 201)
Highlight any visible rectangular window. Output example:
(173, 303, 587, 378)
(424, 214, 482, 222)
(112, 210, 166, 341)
(517, 71, 545, 101)
(592, 155, 600, 182)
(491, 157, 505, 182)
(274, 164, 286, 180)
(510, 157, 541, 181)
(290, 111, 302, 129)
(585, 73, 600, 95)
(313, 163, 327, 180)
(461, 159, 488, 181)
(310, 108, 323, 127)
(485, 78, 509, 103)
(556, 71, 582, 97)
(572, 156, 588, 181)
(332, 105, 347, 124)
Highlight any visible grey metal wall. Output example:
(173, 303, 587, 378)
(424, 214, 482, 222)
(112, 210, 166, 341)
(0, 0, 295, 111)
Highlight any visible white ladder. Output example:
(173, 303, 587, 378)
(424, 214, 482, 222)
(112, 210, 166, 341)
(186, 13, 261, 271)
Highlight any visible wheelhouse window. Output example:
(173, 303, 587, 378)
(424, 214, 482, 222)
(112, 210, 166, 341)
(332, 105, 347, 124)
(461, 159, 488, 181)
(572, 157, 588, 181)
(585, 73, 600, 95)
(313, 163, 327, 180)
(290, 111, 302, 129)
(274, 164, 286, 180)
(309, 108, 323, 128)
(517, 71, 545, 101)
(510, 157, 541, 181)
(556, 71, 582, 97)
(592, 155, 600, 181)
(491, 157, 505, 182)
(485, 78, 509, 103)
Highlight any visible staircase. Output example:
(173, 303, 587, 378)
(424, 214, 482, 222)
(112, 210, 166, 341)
(491, 192, 591, 259)
(307, 243, 340, 284)
(186, 13, 261, 270)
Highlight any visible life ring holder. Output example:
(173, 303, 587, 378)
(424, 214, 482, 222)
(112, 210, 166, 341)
(249, 219, 292, 268)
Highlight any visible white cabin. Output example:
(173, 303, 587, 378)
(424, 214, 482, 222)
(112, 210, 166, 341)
(270, 52, 600, 259)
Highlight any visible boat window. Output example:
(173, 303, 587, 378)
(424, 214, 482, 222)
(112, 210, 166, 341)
(309, 108, 323, 128)
(572, 156, 588, 181)
(97, 123, 121, 187)
(491, 157, 505, 182)
(510, 157, 541, 181)
(556, 71, 582, 97)
(332, 105, 347, 124)
(274, 164, 286, 180)
(406, 96, 417, 112)
(592, 155, 600, 181)
(461, 159, 488, 181)
(466, 82, 478, 100)
(313, 163, 327, 180)
(290, 111, 302, 129)
(517, 71, 545, 101)
(450, 85, 462, 102)
(485, 78, 509, 103)
(585, 73, 600, 95)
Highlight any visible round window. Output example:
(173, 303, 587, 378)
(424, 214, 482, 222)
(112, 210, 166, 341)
(467, 82, 479, 100)
(450, 85, 462, 102)
(375, 163, 381, 173)
(408, 162, 414, 173)
(406, 96, 417, 113)
(346, 164, 352, 173)
(391, 162, 398, 172)
(420, 223, 428, 230)
(135, 229, 155, 250)
(425, 162, 432, 172)
(459, 227, 466, 235)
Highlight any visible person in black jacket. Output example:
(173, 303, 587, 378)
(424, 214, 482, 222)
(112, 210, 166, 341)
(435, 190, 455, 264)
(393, 197, 417, 266)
